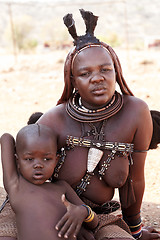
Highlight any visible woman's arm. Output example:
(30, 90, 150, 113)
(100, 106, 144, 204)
(1, 133, 18, 194)
(122, 101, 160, 239)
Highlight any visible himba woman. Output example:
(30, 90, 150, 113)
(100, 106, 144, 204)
(0, 9, 160, 240)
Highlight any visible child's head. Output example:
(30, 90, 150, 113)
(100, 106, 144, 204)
(27, 112, 43, 125)
(15, 124, 57, 185)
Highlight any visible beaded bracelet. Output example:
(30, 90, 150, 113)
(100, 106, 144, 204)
(130, 224, 142, 239)
(82, 204, 95, 223)
(134, 232, 142, 240)
(123, 215, 142, 240)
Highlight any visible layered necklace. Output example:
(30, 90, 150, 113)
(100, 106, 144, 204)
(66, 90, 123, 122)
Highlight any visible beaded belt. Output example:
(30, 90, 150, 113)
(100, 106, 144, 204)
(66, 135, 134, 153)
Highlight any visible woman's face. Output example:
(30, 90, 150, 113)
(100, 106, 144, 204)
(72, 46, 116, 109)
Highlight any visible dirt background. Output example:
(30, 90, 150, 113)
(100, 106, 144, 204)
(0, 47, 159, 232)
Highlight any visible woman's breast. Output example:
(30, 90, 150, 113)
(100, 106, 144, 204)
(80, 174, 115, 204)
(57, 147, 88, 184)
(98, 153, 129, 188)
(80, 153, 129, 203)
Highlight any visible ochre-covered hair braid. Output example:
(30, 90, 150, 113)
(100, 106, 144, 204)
(102, 42, 133, 96)
(57, 9, 133, 105)
(57, 47, 76, 105)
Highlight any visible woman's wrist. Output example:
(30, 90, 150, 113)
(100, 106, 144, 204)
(123, 212, 142, 239)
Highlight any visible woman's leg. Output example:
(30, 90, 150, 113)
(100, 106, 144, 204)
(102, 238, 132, 240)
(0, 238, 16, 240)
(95, 223, 134, 240)
(0, 202, 17, 239)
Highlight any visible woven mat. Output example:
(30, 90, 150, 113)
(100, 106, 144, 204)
(0, 187, 7, 204)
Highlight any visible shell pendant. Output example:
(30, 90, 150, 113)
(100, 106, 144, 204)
(87, 147, 103, 173)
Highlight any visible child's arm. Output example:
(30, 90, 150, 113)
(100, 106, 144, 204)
(1, 133, 18, 194)
(55, 181, 98, 239)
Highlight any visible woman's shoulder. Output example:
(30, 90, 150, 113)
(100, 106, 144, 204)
(37, 103, 67, 130)
(123, 95, 149, 112)
(40, 103, 66, 119)
(48, 103, 66, 114)
(122, 95, 152, 131)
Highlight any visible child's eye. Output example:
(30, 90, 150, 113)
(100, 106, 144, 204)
(25, 158, 33, 161)
(44, 158, 52, 161)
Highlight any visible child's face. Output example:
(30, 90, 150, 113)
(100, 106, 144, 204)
(16, 135, 57, 185)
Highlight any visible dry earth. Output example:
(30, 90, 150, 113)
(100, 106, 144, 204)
(0, 47, 159, 232)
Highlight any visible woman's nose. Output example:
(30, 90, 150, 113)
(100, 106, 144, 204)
(91, 72, 104, 83)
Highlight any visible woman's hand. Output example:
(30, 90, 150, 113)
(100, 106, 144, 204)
(55, 194, 88, 239)
(141, 226, 160, 240)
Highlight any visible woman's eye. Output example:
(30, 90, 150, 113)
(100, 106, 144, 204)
(101, 68, 111, 73)
(80, 72, 90, 77)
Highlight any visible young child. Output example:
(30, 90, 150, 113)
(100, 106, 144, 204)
(0, 112, 43, 214)
(1, 124, 98, 240)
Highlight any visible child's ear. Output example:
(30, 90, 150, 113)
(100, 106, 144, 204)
(15, 154, 20, 169)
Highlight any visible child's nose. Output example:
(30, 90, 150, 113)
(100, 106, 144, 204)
(33, 160, 44, 169)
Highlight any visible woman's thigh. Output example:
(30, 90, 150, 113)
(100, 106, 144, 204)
(0, 202, 17, 239)
(102, 239, 132, 240)
(0, 238, 16, 240)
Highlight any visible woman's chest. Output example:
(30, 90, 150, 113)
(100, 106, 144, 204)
(58, 111, 136, 148)
(57, 114, 133, 188)
(57, 146, 130, 188)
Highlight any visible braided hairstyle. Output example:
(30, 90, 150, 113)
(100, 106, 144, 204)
(57, 9, 133, 105)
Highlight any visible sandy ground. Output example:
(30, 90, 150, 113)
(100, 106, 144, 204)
(0, 47, 159, 231)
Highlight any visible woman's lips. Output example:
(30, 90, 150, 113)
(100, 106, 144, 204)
(92, 87, 106, 95)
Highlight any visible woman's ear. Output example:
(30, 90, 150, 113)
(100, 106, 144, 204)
(71, 75, 78, 90)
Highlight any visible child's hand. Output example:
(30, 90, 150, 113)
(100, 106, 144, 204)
(55, 194, 88, 239)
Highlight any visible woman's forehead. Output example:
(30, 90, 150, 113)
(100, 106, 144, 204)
(79, 45, 110, 56)
(73, 46, 113, 68)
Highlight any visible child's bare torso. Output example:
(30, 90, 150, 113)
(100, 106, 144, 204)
(10, 177, 69, 240)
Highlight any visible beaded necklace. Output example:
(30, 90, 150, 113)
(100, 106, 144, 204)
(66, 91, 123, 122)
(78, 94, 116, 113)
